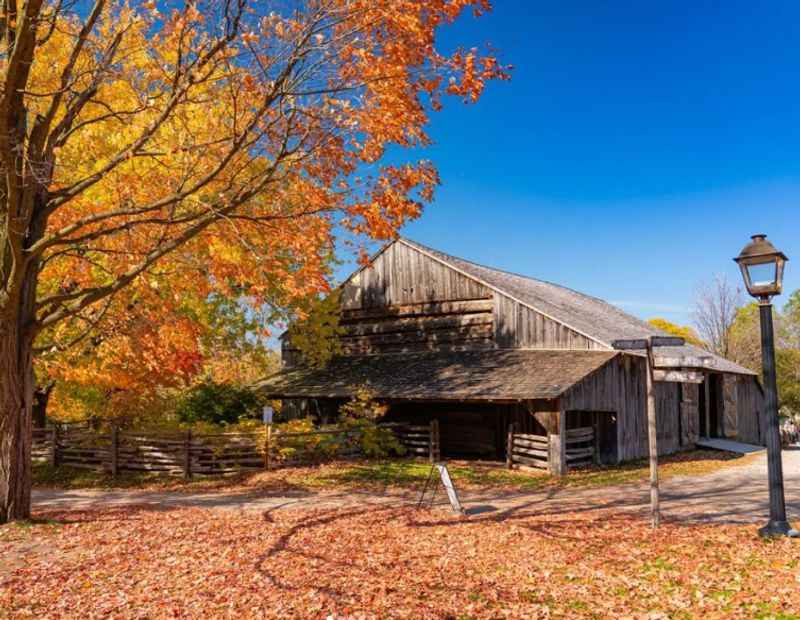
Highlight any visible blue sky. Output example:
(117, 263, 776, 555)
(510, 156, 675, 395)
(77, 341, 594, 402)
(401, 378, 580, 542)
(338, 1, 800, 324)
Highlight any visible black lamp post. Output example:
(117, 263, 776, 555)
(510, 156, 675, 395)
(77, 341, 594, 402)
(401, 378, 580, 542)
(734, 234, 798, 538)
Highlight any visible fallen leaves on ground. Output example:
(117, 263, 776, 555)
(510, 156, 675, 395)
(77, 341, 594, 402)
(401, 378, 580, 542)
(1, 503, 798, 619)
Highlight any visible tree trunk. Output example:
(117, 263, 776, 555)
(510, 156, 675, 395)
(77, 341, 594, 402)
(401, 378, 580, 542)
(0, 313, 35, 522)
(32, 383, 54, 429)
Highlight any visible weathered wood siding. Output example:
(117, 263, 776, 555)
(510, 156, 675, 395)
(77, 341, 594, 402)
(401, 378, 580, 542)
(681, 383, 700, 446)
(562, 354, 685, 461)
(341, 242, 490, 310)
(736, 376, 766, 445)
(338, 298, 494, 356)
(493, 293, 605, 350)
(337, 240, 607, 355)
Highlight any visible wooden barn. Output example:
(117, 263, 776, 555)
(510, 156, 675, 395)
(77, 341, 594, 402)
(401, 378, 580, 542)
(259, 238, 765, 473)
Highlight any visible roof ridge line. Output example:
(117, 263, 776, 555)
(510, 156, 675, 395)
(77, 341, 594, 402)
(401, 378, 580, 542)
(402, 237, 659, 327)
(399, 238, 612, 350)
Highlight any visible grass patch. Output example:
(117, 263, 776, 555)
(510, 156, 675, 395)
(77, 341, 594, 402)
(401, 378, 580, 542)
(309, 460, 553, 490)
(563, 449, 752, 488)
(32, 449, 754, 494)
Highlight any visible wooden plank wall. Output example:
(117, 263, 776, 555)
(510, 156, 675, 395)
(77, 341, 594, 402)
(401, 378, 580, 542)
(493, 293, 605, 350)
(561, 354, 683, 461)
(341, 242, 490, 309)
(736, 376, 766, 445)
(681, 383, 700, 446)
(337, 298, 495, 356)
(338, 240, 607, 354)
(722, 375, 739, 438)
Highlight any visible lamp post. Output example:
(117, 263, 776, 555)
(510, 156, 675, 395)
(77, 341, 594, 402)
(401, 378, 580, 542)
(734, 234, 798, 538)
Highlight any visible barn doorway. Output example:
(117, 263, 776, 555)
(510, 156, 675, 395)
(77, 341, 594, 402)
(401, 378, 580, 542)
(595, 413, 618, 464)
(566, 410, 618, 465)
(699, 374, 722, 438)
(385, 402, 502, 459)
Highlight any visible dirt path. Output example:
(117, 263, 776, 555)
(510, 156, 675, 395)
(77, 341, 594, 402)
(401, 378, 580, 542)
(32, 448, 800, 525)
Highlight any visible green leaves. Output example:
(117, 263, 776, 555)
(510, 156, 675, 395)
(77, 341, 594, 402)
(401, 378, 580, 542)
(175, 380, 263, 426)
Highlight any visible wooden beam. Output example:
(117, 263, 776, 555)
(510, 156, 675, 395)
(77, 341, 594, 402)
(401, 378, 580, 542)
(341, 297, 493, 321)
(652, 369, 704, 384)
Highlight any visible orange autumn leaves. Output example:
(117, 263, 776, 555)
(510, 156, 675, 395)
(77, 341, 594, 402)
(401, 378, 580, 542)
(29, 0, 508, 332)
(15, 0, 507, 419)
(3, 505, 799, 618)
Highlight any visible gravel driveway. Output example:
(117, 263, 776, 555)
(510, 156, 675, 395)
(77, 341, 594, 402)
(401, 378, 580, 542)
(32, 447, 800, 525)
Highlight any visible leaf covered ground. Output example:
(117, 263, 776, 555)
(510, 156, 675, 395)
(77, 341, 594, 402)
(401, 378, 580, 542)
(1, 503, 798, 619)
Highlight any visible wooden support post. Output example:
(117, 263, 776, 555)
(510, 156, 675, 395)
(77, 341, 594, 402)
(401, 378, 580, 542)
(646, 346, 660, 528)
(184, 430, 192, 479)
(548, 433, 565, 476)
(592, 416, 600, 465)
(110, 425, 119, 477)
(548, 411, 567, 477)
(506, 423, 515, 469)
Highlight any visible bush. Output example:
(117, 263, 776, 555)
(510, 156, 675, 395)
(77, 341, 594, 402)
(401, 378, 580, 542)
(339, 388, 404, 458)
(176, 380, 263, 426)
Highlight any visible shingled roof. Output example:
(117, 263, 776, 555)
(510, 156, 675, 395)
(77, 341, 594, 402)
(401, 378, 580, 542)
(258, 350, 619, 401)
(399, 238, 755, 376)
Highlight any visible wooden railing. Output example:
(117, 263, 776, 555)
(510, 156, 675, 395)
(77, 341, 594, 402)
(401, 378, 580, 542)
(506, 424, 596, 473)
(31, 421, 441, 477)
(565, 426, 595, 467)
(506, 426, 549, 470)
(384, 420, 440, 463)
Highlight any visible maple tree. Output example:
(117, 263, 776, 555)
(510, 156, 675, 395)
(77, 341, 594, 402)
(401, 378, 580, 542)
(38, 281, 279, 425)
(0, 0, 509, 520)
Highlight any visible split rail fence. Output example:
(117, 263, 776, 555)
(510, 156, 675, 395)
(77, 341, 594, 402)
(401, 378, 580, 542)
(32, 420, 441, 478)
(506, 424, 596, 472)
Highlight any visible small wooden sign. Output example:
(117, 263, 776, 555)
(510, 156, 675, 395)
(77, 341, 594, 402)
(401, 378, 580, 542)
(652, 354, 713, 369)
(436, 463, 465, 515)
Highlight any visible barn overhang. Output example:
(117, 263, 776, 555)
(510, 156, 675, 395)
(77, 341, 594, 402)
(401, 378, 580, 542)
(256, 349, 619, 402)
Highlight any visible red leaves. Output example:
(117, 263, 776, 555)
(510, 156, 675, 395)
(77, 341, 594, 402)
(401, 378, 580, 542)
(2, 504, 798, 618)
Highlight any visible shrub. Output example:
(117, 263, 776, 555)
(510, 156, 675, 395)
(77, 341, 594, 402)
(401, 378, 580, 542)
(271, 417, 344, 462)
(176, 380, 263, 426)
(339, 388, 404, 458)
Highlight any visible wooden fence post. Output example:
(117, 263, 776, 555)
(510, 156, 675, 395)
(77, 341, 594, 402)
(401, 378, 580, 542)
(184, 430, 192, 479)
(506, 423, 515, 469)
(50, 426, 60, 468)
(110, 425, 119, 477)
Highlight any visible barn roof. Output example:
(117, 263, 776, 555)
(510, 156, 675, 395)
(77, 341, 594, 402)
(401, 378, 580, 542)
(399, 238, 755, 376)
(258, 349, 619, 401)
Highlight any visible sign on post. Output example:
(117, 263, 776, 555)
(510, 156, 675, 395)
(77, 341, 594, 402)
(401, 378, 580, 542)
(436, 463, 465, 515)
(417, 461, 466, 515)
(262, 405, 274, 425)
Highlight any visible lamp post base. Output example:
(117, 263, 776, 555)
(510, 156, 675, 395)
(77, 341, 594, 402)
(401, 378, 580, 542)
(758, 520, 800, 538)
